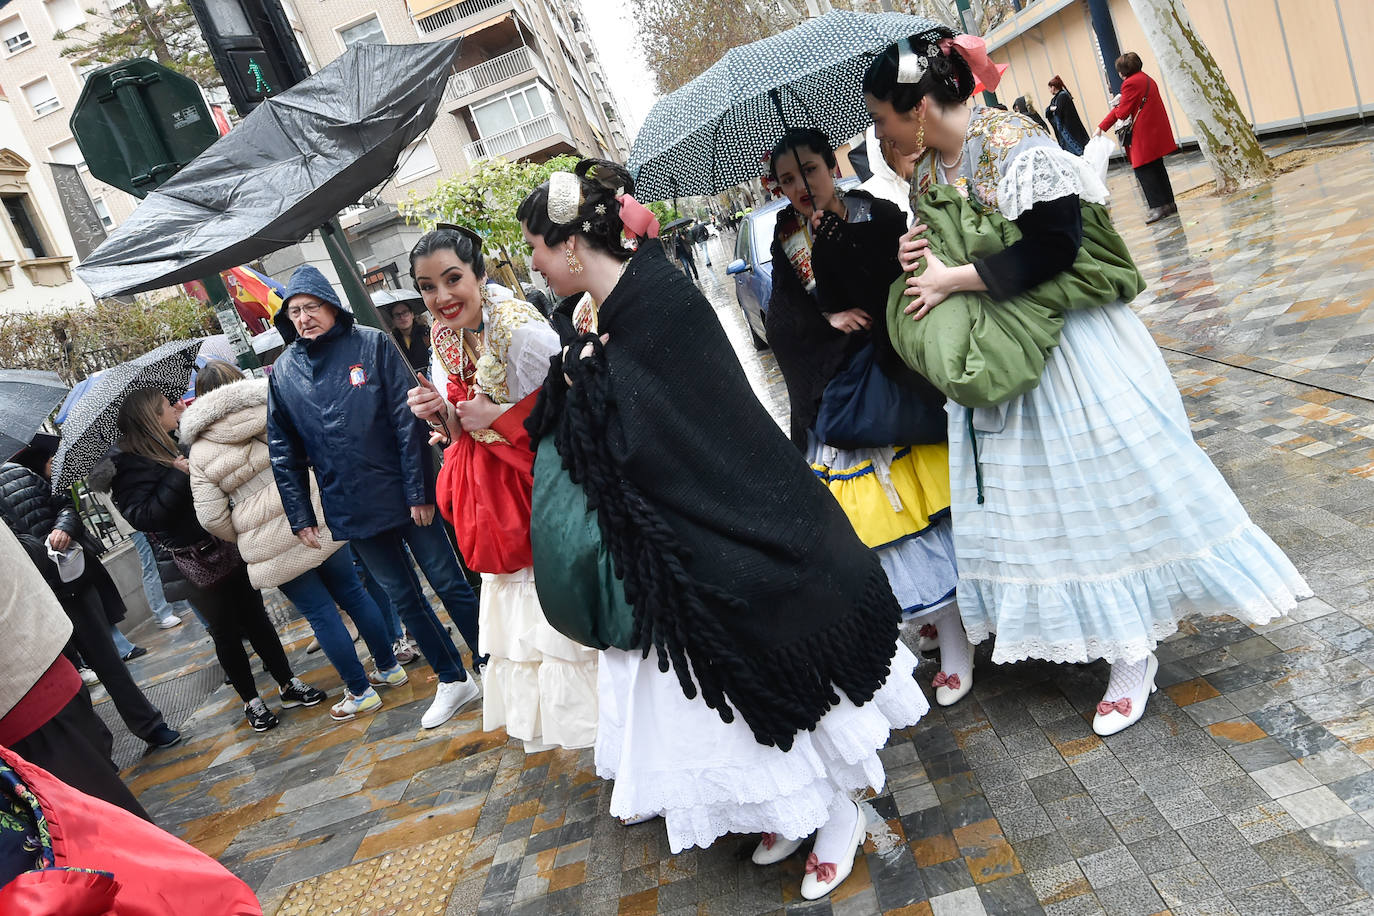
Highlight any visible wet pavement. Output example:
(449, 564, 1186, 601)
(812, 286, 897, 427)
(100, 125, 1374, 915)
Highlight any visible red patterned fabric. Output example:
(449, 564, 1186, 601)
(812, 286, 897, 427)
(0, 746, 262, 915)
(435, 376, 539, 574)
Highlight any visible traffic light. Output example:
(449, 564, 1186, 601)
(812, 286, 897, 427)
(187, 0, 310, 117)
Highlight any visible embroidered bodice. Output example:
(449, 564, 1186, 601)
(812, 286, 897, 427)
(911, 106, 1109, 220)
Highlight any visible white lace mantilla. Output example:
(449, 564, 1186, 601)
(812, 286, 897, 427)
(995, 145, 1110, 221)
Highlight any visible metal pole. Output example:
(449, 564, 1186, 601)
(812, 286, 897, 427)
(319, 219, 384, 331)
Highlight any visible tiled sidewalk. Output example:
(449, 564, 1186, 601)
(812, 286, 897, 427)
(108, 127, 1374, 915)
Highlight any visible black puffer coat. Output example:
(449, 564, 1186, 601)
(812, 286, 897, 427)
(110, 450, 213, 603)
(0, 462, 125, 619)
(110, 450, 213, 550)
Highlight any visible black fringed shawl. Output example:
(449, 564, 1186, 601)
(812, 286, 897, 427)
(527, 240, 902, 751)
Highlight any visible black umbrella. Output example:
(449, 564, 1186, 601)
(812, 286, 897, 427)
(74, 40, 462, 298)
(661, 217, 695, 234)
(628, 10, 940, 202)
(51, 339, 205, 492)
(0, 370, 68, 460)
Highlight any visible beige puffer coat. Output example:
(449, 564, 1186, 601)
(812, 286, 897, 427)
(181, 377, 343, 589)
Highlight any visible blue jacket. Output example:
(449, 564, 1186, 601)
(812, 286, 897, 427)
(266, 266, 430, 540)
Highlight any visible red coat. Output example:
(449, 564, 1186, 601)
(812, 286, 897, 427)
(0, 746, 262, 915)
(1099, 71, 1177, 168)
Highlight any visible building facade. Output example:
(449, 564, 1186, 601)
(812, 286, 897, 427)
(0, 0, 139, 235)
(985, 0, 1374, 149)
(0, 80, 93, 312)
(0, 0, 633, 305)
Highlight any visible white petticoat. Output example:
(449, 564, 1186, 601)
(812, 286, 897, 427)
(595, 640, 929, 853)
(479, 568, 599, 750)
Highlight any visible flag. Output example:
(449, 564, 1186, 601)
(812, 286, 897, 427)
(223, 265, 286, 321)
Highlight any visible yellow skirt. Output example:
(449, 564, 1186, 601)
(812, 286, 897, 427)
(811, 443, 951, 549)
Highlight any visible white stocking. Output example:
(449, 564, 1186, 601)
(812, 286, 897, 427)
(1103, 655, 1151, 701)
(811, 793, 862, 865)
(936, 603, 971, 679)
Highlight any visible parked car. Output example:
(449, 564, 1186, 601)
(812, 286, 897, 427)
(725, 178, 860, 350)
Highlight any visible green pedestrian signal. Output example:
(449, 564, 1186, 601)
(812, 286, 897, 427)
(227, 49, 282, 103)
(247, 58, 271, 94)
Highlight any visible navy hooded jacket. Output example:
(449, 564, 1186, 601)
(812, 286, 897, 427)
(266, 265, 431, 540)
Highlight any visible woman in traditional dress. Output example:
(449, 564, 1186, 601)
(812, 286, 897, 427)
(515, 160, 929, 900)
(764, 127, 968, 705)
(863, 27, 1310, 736)
(1044, 75, 1090, 155)
(404, 225, 598, 751)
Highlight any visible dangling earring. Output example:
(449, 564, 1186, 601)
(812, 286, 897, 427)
(915, 116, 926, 151)
(565, 246, 584, 275)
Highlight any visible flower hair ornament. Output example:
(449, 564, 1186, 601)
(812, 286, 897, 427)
(896, 30, 1004, 95)
(547, 171, 583, 224)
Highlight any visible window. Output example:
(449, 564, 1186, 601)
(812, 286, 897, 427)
(394, 137, 438, 185)
(339, 16, 385, 49)
(3, 195, 51, 259)
(45, 0, 84, 33)
(472, 83, 547, 137)
(1, 16, 33, 55)
(22, 78, 61, 117)
(49, 138, 86, 170)
(92, 197, 114, 230)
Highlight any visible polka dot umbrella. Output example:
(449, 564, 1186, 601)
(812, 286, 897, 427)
(628, 10, 943, 203)
(51, 338, 207, 493)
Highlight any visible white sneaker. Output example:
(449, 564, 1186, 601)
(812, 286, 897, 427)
(367, 663, 409, 688)
(330, 687, 382, 721)
(158, 614, 182, 629)
(420, 677, 479, 729)
(78, 667, 99, 687)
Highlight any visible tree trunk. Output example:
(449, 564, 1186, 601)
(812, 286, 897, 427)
(1127, 0, 1274, 193)
(130, 0, 173, 65)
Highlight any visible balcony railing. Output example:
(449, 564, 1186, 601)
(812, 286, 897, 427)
(464, 113, 566, 162)
(444, 47, 535, 101)
(416, 0, 507, 34)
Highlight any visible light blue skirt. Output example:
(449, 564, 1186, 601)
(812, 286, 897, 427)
(950, 302, 1311, 664)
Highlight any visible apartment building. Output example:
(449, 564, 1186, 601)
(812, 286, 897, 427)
(0, 79, 93, 312)
(1, 0, 632, 301)
(284, 0, 631, 206)
(0, 0, 138, 234)
(263, 0, 633, 292)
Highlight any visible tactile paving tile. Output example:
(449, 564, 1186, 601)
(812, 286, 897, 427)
(272, 859, 380, 916)
(355, 833, 467, 916)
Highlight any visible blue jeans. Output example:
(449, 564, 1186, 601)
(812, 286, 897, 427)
(110, 626, 136, 658)
(130, 531, 206, 627)
(278, 550, 399, 695)
(351, 545, 404, 644)
(352, 520, 481, 683)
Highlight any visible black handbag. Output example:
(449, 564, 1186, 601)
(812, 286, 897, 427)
(163, 535, 243, 589)
(1115, 85, 1147, 150)
(813, 342, 947, 449)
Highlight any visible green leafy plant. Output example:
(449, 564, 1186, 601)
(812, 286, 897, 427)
(399, 155, 580, 282)
(0, 295, 218, 382)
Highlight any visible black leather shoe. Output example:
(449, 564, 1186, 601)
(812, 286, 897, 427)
(122, 646, 149, 661)
(146, 724, 182, 749)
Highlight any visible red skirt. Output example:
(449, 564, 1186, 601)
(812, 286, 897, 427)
(435, 390, 538, 575)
